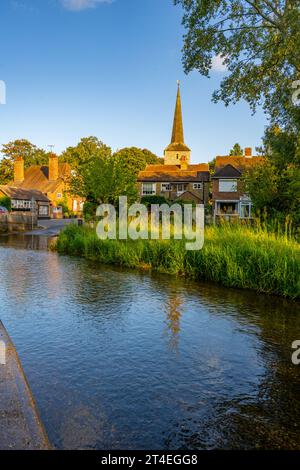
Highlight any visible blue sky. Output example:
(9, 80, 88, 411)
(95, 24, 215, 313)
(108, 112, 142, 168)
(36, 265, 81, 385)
(0, 0, 267, 163)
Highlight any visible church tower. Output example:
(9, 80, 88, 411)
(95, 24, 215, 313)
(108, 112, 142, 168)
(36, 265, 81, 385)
(164, 82, 191, 166)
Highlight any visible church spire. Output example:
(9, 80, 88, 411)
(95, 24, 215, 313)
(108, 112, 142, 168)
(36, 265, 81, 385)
(164, 82, 191, 165)
(171, 81, 184, 144)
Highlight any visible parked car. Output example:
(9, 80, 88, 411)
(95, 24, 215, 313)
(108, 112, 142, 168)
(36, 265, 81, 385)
(0, 206, 8, 214)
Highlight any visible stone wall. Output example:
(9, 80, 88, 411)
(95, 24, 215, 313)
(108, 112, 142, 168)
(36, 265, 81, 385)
(0, 213, 38, 233)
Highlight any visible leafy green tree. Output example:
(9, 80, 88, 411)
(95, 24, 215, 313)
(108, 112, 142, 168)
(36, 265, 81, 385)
(243, 127, 300, 225)
(61, 137, 111, 169)
(0, 196, 11, 211)
(1, 139, 48, 165)
(0, 139, 49, 183)
(70, 154, 138, 206)
(0, 158, 14, 185)
(229, 143, 243, 156)
(243, 161, 278, 211)
(113, 147, 162, 176)
(175, 0, 300, 128)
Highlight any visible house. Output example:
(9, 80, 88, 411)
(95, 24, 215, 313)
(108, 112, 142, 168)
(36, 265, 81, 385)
(138, 163, 210, 203)
(0, 186, 50, 218)
(212, 148, 264, 222)
(9, 154, 84, 218)
(137, 83, 210, 204)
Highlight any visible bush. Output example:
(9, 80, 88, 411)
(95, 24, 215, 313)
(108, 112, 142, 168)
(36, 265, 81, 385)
(141, 195, 169, 207)
(83, 201, 98, 221)
(0, 196, 11, 211)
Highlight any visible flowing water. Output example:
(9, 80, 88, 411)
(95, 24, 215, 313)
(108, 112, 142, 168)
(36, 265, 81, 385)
(0, 233, 299, 449)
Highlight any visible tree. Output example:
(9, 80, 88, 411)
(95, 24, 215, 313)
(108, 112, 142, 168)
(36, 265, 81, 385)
(113, 147, 162, 176)
(0, 196, 11, 211)
(0, 158, 14, 185)
(229, 143, 243, 156)
(242, 127, 300, 226)
(1, 139, 48, 165)
(0, 139, 49, 184)
(242, 161, 278, 211)
(61, 137, 111, 169)
(70, 154, 138, 207)
(175, 0, 300, 128)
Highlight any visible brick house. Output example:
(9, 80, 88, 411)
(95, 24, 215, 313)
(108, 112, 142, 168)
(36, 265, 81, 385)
(138, 82, 210, 205)
(138, 163, 210, 204)
(8, 154, 84, 218)
(212, 148, 264, 222)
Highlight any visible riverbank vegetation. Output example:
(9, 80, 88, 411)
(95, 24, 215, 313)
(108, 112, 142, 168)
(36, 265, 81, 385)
(56, 223, 300, 300)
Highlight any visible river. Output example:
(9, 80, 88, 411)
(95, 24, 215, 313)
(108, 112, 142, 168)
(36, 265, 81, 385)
(0, 233, 299, 449)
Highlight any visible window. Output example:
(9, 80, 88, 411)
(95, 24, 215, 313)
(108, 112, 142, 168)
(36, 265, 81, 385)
(39, 205, 49, 216)
(240, 203, 252, 218)
(217, 202, 239, 215)
(219, 179, 238, 192)
(57, 193, 62, 199)
(142, 183, 156, 195)
(176, 184, 186, 195)
(193, 183, 202, 190)
(161, 183, 171, 192)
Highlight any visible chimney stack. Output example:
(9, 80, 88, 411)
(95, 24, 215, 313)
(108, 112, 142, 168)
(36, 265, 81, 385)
(245, 147, 252, 158)
(14, 157, 24, 183)
(49, 154, 59, 181)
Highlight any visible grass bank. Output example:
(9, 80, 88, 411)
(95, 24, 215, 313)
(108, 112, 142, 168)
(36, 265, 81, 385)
(55, 224, 300, 300)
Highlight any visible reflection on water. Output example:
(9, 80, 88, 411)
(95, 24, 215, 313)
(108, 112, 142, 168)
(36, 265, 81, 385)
(164, 296, 183, 353)
(0, 235, 299, 449)
(0, 233, 56, 251)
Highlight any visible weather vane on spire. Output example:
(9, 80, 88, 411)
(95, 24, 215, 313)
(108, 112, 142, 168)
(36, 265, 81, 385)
(177, 80, 180, 86)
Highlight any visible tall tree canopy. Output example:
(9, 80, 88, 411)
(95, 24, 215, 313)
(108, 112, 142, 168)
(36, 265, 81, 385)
(61, 136, 111, 169)
(229, 143, 244, 156)
(70, 154, 138, 206)
(113, 147, 162, 176)
(0, 139, 49, 184)
(242, 126, 300, 225)
(175, 0, 300, 128)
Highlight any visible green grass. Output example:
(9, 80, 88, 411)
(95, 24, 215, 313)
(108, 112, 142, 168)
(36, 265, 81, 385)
(55, 223, 300, 300)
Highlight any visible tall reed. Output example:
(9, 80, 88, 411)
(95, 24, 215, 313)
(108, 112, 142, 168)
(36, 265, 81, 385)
(55, 223, 300, 299)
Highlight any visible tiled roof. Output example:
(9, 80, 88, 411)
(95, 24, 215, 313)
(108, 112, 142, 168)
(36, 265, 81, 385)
(164, 142, 191, 152)
(215, 156, 264, 170)
(175, 190, 202, 201)
(138, 163, 210, 182)
(11, 163, 71, 193)
(0, 185, 50, 202)
(213, 164, 242, 179)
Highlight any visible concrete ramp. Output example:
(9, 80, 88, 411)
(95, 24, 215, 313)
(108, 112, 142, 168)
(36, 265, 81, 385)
(0, 321, 50, 450)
